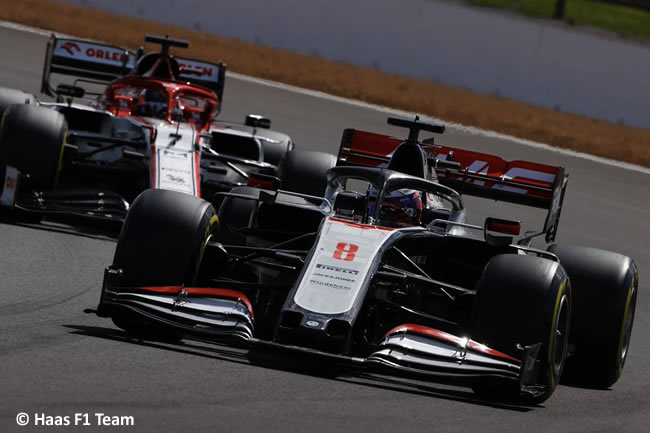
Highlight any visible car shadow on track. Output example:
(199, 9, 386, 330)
(64, 324, 253, 366)
(65, 324, 537, 411)
(245, 349, 536, 412)
(0, 214, 120, 242)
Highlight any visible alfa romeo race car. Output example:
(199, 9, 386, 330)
(94, 117, 638, 404)
(0, 34, 311, 226)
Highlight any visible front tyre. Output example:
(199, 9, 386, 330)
(471, 254, 571, 403)
(113, 189, 218, 286)
(110, 189, 217, 336)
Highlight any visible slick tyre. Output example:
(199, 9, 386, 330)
(0, 104, 66, 191)
(113, 189, 218, 286)
(277, 150, 336, 197)
(471, 254, 572, 404)
(0, 87, 35, 118)
(549, 245, 638, 388)
(111, 189, 217, 336)
(260, 134, 293, 166)
(217, 186, 259, 246)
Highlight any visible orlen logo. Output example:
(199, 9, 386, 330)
(59, 41, 127, 62)
(85, 47, 126, 62)
(179, 63, 213, 77)
(60, 41, 81, 55)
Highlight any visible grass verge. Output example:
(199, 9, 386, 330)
(465, 0, 650, 41)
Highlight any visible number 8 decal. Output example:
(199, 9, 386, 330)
(333, 242, 359, 262)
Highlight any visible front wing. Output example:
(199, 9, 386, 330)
(1, 166, 129, 225)
(98, 267, 545, 399)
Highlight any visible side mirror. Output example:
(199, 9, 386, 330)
(56, 84, 85, 99)
(484, 217, 521, 246)
(247, 172, 281, 190)
(245, 114, 271, 129)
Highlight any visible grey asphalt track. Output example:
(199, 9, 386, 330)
(1, 25, 649, 433)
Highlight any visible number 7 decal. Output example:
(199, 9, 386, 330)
(333, 243, 359, 261)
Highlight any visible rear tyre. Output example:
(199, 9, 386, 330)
(111, 189, 217, 336)
(261, 136, 292, 166)
(0, 87, 35, 118)
(277, 150, 336, 197)
(471, 254, 571, 404)
(0, 104, 66, 190)
(217, 186, 260, 246)
(548, 244, 638, 388)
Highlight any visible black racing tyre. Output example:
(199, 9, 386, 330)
(548, 244, 638, 388)
(113, 188, 218, 287)
(277, 150, 336, 197)
(261, 136, 293, 166)
(471, 254, 571, 404)
(0, 104, 66, 190)
(0, 86, 35, 118)
(111, 189, 217, 336)
(217, 186, 260, 246)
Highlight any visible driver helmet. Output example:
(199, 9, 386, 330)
(376, 188, 423, 228)
(134, 89, 168, 118)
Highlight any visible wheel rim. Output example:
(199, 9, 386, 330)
(552, 293, 570, 375)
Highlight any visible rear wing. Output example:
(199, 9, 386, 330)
(337, 129, 569, 243)
(175, 56, 227, 107)
(41, 35, 137, 96)
(41, 35, 227, 105)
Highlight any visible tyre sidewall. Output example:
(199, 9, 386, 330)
(113, 189, 217, 287)
(0, 104, 67, 190)
(549, 244, 638, 387)
(472, 254, 572, 401)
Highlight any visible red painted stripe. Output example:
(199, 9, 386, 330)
(136, 285, 182, 294)
(466, 340, 519, 363)
(384, 324, 520, 363)
(384, 324, 464, 345)
(135, 286, 254, 319)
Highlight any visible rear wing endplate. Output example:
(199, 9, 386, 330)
(337, 129, 569, 243)
(175, 56, 227, 106)
(41, 35, 137, 96)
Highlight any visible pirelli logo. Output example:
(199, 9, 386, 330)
(315, 263, 359, 275)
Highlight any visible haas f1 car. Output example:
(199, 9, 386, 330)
(0, 34, 316, 225)
(95, 117, 638, 404)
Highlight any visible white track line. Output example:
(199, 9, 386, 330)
(2, 20, 648, 175)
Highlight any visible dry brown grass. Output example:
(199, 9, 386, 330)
(2, 0, 649, 167)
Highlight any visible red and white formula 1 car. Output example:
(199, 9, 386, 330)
(0, 34, 330, 226)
